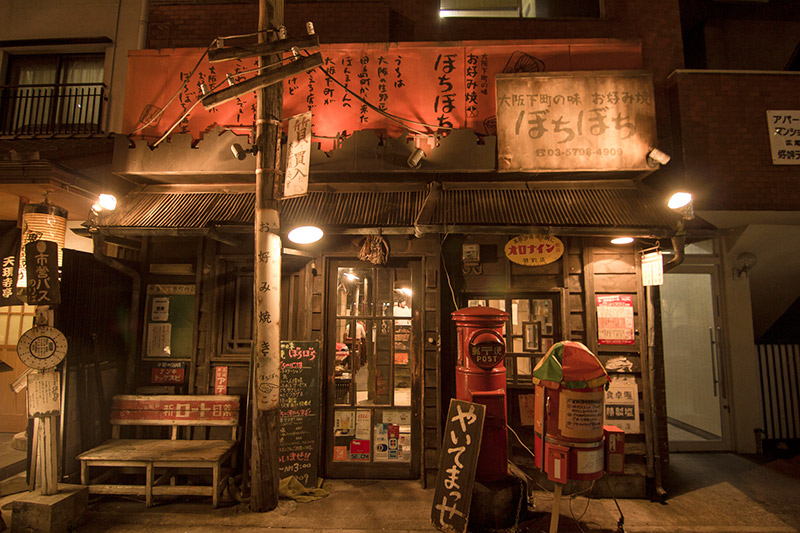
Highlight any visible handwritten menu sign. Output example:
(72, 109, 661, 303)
(431, 399, 486, 533)
(27, 371, 61, 417)
(279, 340, 320, 487)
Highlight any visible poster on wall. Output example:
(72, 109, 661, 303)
(604, 377, 640, 433)
(144, 284, 195, 359)
(596, 294, 635, 345)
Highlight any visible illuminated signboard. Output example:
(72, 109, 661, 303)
(495, 71, 656, 171)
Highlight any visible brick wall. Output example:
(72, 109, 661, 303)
(147, 2, 391, 48)
(671, 71, 800, 211)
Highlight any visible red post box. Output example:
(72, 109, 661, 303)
(452, 306, 509, 482)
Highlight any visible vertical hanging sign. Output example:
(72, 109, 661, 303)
(25, 240, 60, 306)
(0, 222, 21, 307)
(641, 251, 663, 286)
(596, 295, 635, 345)
(283, 111, 312, 198)
(214, 366, 229, 395)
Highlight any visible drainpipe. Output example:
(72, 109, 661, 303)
(91, 231, 140, 393)
(137, 0, 149, 49)
(413, 181, 442, 238)
(663, 220, 686, 273)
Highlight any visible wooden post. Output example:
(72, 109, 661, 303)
(549, 483, 563, 533)
(250, 0, 283, 513)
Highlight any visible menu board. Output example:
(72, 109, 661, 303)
(279, 340, 320, 487)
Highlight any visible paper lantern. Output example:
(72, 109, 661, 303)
(17, 202, 68, 293)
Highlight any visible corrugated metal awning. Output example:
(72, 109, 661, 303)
(97, 182, 687, 238)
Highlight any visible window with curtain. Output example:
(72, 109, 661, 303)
(439, 0, 602, 19)
(2, 53, 105, 134)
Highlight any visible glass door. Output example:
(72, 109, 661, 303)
(661, 266, 731, 451)
(325, 260, 420, 478)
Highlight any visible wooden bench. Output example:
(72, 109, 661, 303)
(77, 394, 240, 508)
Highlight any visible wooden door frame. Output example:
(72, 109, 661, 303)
(322, 258, 423, 479)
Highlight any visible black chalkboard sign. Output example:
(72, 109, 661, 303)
(279, 340, 320, 487)
(431, 399, 486, 533)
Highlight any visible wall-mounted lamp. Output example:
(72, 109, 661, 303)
(287, 225, 323, 244)
(733, 252, 757, 279)
(647, 148, 671, 167)
(611, 237, 634, 245)
(230, 143, 257, 160)
(668, 191, 695, 220)
(86, 193, 118, 228)
(92, 193, 117, 213)
(407, 148, 426, 169)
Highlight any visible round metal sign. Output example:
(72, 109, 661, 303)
(16, 326, 68, 370)
(504, 234, 564, 266)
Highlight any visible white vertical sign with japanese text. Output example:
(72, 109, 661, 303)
(284, 111, 312, 197)
(604, 377, 640, 433)
(641, 251, 663, 286)
(766, 110, 800, 165)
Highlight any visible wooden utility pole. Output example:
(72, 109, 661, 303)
(251, 0, 283, 512)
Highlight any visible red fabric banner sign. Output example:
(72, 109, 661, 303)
(124, 40, 641, 148)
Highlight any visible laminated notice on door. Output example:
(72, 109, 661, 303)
(558, 389, 605, 439)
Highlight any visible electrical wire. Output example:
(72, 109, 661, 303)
(568, 480, 595, 533)
(129, 39, 218, 136)
(149, 54, 302, 148)
(140, 31, 458, 148)
(507, 424, 536, 462)
(439, 232, 459, 310)
(604, 475, 626, 532)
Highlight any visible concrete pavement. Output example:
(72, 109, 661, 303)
(2, 452, 799, 532)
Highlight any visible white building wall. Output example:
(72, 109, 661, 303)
(0, 0, 145, 133)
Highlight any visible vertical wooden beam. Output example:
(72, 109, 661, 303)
(581, 239, 599, 356)
(250, 0, 283, 513)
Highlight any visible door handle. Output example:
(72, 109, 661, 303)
(709, 328, 719, 397)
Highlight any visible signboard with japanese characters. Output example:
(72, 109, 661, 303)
(279, 340, 320, 487)
(151, 361, 186, 385)
(0, 222, 21, 307)
(504, 234, 564, 266)
(604, 377, 640, 433)
(214, 365, 228, 394)
(495, 71, 656, 171)
(641, 251, 663, 286)
(27, 371, 61, 417)
(284, 111, 312, 197)
(596, 294, 635, 345)
(25, 240, 60, 306)
(766, 110, 800, 165)
(431, 399, 486, 533)
(122, 42, 642, 147)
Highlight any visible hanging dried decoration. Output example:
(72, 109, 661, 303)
(357, 235, 389, 265)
